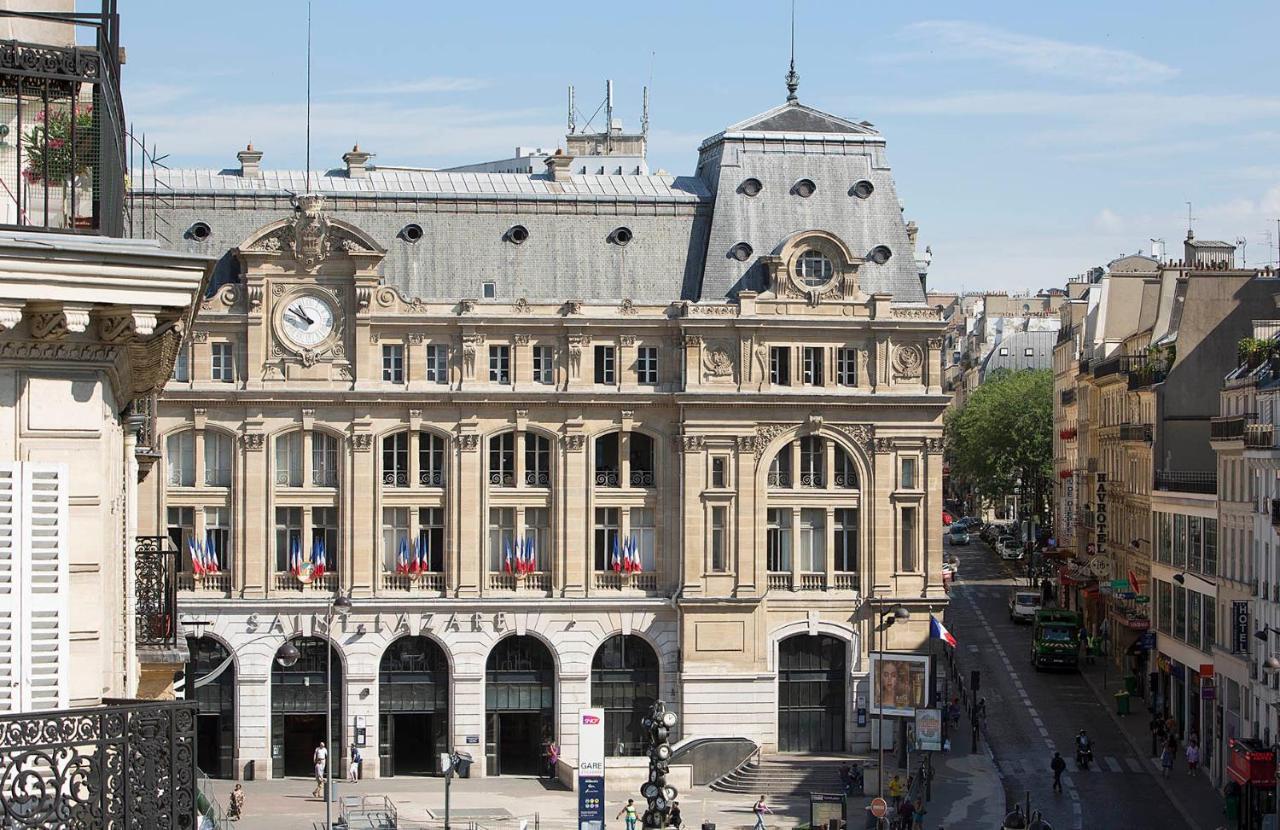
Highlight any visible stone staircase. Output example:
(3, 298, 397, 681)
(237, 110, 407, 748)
(709, 754, 851, 797)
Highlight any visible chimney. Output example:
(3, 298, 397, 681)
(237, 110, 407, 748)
(544, 148, 574, 183)
(237, 144, 263, 178)
(343, 144, 373, 178)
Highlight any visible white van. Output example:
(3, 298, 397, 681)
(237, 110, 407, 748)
(1009, 590, 1042, 622)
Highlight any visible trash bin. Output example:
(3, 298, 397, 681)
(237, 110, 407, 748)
(454, 751, 473, 778)
(1124, 674, 1138, 694)
(1115, 690, 1130, 716)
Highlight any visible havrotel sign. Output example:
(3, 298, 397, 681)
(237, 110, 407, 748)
(1094, 473, 1108, 554)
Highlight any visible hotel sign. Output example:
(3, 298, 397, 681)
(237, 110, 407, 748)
(1233, 601, 1250, 654)
(1094, 473, 1108, 554)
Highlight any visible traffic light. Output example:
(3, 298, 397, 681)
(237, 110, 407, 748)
(641, 700, 679, 828)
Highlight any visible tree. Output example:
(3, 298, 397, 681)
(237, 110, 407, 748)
(945, 368, 1053, 524)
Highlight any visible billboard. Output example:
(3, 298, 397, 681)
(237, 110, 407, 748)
(578, 707, 605, 830)
(869, 653, 930, 717)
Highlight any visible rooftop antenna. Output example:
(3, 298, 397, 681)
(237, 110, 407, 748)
(305, 0, 313, 193)
(568, 85, 575, 134)
(606, 79, 614, 151)
(1185, 200, 1196, 239)
(642, 85, 650, 139)
(785, 0, 799, 102)
(1236, 237, 1247, 268)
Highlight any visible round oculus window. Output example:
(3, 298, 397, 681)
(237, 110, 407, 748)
(796, 249, 834, 286)
(740, 178, 762, 197)
(869, 245, 892, 265)
(187, 221, 212, 241)
(610, 226, 633, 246)
(730, 242, 754, 262)
(400, 223, 424, 243)
(852, 180, 874, 199)
(507, 224, 529, 244)
(793, 178, 817, 198)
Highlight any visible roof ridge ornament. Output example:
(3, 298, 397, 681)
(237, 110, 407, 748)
(785, 0, 799, 102)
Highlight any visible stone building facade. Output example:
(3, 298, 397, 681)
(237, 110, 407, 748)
(134, 97, 949, 780)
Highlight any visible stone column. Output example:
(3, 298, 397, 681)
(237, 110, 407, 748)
(241, 426, 268, 597)
(457, 430, 482, 595)
(563, 428, 588, 596)
(351, 424, 375, 596)
(237, 663, 271, 779)
(452, 672, 486, 775)
(680, 435, 705, 594)
(736, 436, 760, 595)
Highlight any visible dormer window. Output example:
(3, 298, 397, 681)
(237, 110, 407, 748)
(792, 179, 816, 198)
(740, 178, 762, 197)
(797, 250, 834, 286)
(851, 180, 874, 199)
(869, 245, 892, 265)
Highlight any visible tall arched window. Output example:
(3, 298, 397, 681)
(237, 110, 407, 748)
(591, 635, 659, 756)
(592, 431, 660, 592)
(163, 427, 235, 590)
(273, 429, 342, 591)
(380, 430, 450, 593)
(765, 435, 862, 592)
(486, 429, 553, 593)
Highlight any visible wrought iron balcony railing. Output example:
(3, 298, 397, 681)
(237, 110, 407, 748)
(1211, 413, 1256, 441)
(0, 699, 197, 827)
(1246, 423, 1275, 449)
(594, 469, 620, 487)
(1118, 423, 1153, 443)
(1154, 470, 1218, 495)
(1060, 388, 1077, 407)
(135, 536, 178, 649)
(0, 6, 124, 235)
(629, 469, 654, 488)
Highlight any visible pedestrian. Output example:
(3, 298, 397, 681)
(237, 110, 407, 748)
(227, 784, 245, 821)
(888, 774, 905, 811)
(911, 797, 926, 829)
(546, 739, 561, 781)
(668, 801, 683, 830)
(311, 741, 327, 799)
(1164, 712, 1177, 738)
(616, 799, 638, 830)
(1160, 743, 1174, 777)
(752, 796, 771, 830)
(897, 797, 915, 829)
(349, 745, 361, 783)
(977, 697, 987, 723)
(1050, 751, 1066, 793)
(839, 763, 853, 795)
(1186, 740, 1200, 774)
(1149, 712, 1167, 758)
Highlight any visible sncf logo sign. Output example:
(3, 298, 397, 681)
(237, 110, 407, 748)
(582, 714, 600, 725)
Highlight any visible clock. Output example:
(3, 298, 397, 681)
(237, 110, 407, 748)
(278, 294, 336, 349)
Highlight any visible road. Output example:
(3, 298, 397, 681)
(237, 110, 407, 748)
(944, 537, 1195, 830)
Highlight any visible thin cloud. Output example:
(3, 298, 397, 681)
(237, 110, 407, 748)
(901, 21, 1178, 86)
(329, 77, 491, 96)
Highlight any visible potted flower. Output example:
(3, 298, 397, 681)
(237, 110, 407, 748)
(22, 103, 96, 226)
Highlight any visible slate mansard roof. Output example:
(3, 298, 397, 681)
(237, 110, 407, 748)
(133, 100, 927, 304)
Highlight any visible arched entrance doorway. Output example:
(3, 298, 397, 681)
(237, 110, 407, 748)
(185, 636, 235, 778)
(777, 634, 846, 752)
(379, 636, 449, 776)
(591, 635, 659, 756)
(271, 637, 342, 778)
(485, 636, 555, 776)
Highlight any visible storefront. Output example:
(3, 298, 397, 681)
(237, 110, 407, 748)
(1227, 738, 1276, 829)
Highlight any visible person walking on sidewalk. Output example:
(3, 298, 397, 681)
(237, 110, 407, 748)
(752, 796, 771, 830)
(1050, 751, 1066, 793)
(895, 797, 915, 830)
(349, 745, 361, 783)
(311, 741, 328, 799)
(616, 799, 638, 830)
(1186, 739, 1200, 774)
(911, 797, 926, 829)
(888, 774, 906, 810)
(1149, 712, 1167, 758)
(668, 801, 683, 830)
(1160, 741, 1175, 777)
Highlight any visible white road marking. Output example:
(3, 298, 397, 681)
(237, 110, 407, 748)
(1104, 756, 1121, 772)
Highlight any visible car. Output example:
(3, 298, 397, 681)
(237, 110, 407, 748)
(965, 517, 984, 531)
(948, 527, 970, 546)
(1009, 590, 1042, 622)
(1000, 540, 1026, 561)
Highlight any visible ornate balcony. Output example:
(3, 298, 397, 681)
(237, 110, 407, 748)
(272, 571, 338, 592)
(593, 571, 659, 592)
(1246, 424, 1275, 449)
(0, 6, 125, 235)
(833, 572, 860, 591)
(594, 469, 620, 487)
(767, 470, 792, 488)
(1118, 423, 1153, 443)
(419, 469, 445, 487)
(135, 536, 177, 649)
(1154, 470, 1217, 495)
(629, 469, 655, 488)
(488, 571, 549, 592)
(800, 572, 827, 591)
(489, 470, 515, 487)
(1211, 413, 1256, 442)
(524, 470, 550, 487)
(381, 571, 445, 592)
(176, 571, 231, 594)
(767, 572, 793, 590)
(0, 699, 197, 827)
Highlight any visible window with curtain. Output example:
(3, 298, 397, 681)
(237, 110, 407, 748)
(166, 431, 195, 487)
(204, 432, 233, 487)
(799, 508, 826, 572)
(630, 507, 656, 571)
(593, 507, 620, 571)
(275, 432, 302, 487)
(900, 506, 918, 571)
(312, 432, 339, 487)
(488, 507, 515, 571)
(767, 508, 792, 572)
(382, 507, 410, 571)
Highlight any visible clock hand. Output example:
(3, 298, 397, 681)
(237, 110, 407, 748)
(288, 305, 315, 325)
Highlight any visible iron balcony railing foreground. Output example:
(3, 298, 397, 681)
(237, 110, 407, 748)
(0, 3, 125, 236)
(135, 535, 178, 650)
(0, 698, 198, 828)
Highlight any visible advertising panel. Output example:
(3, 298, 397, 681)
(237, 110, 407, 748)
(869, 653, 931, 717)
(914, 708, 943, 751)
(578, 708, 605, 830)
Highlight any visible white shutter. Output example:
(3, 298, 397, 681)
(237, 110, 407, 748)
(0, 464, 17, 714)
(20, 464, 68, 712)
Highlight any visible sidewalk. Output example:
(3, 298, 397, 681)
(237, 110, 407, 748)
(198, 748, 1003, 830)
(1078, 659, 1227, 830)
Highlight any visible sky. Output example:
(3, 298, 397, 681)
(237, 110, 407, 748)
(116, 0, 1280, 293)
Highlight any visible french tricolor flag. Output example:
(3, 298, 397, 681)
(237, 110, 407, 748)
(930, 615, 957, 648)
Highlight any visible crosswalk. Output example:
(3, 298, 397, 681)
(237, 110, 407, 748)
(999, 755, 1157, 777)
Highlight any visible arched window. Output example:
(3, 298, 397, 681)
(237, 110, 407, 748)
(165, 428, 235, 586)
(525, 433, 551, 487)
(591, 635, 659, 756)
(379, 636, 449, 775)
(485, 636, 555, 776)
(204, 431, 233, 487)
(799, 436, 824, 487)
(271, 637, 342, 777)
(275, 432, 302, 486)
(313, 432, 339, 487)
(273, 430, 341, 589)
(486, 430, 553, 589)
(383, 432, 409, 487)
(629, 433, 654, 487)
(166, 430, 194, 486)
(594, 433, 620, 487)
(420, 432, 446, 487)
(594, 431, 655, 489)
(489, 433, 516, 487)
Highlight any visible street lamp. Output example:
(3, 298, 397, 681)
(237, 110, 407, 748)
(276, 641, 301, 668)
(322, 591, 352, 828)
(1172, 571, 1217, 589)
(875, 603, 910, 798)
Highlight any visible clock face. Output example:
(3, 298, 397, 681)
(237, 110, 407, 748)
(280, 294, 336, 348)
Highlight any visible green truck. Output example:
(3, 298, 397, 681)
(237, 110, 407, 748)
(1031, 609, 1083, 671)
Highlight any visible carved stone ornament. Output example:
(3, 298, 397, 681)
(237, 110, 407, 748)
(683, 334, 703, 347)
(242, 432, 265, 451)
(97, 311, 134, 344)
(458, 434, 480, 452)
(681, 435, 706, 453)
(834, 423, 874, 454)
(353, 433, 374, 452)
(736, 435, 757, 452)
(703, 345, 735, 378)
(356, 287, 372, 311)
(514, 334, 531, 346)
(565, 434, 587, 452)
(892, 344, 925, 380)
(892, 307, 941, 320)
(754, 423, 800, 459)
(191, 329, 209, 344)
(873, 437, 896, 454)
(927, 337, 944, 350)
(619, 298, 638, 315)
(0, 304, 21, 331)
(619, 334, 636, 347)
(513, 298, 532, 314)
(562, 301, 583, 316)
(926, 437, 945, 454)
(247, 285, 264, 311)
(458, 299, 476, 315)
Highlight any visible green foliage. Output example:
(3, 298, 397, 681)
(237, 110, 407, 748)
(1238, 337, 1277, 367)
(22, 104, 95, 185)
(945, 368, 1053, 518)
